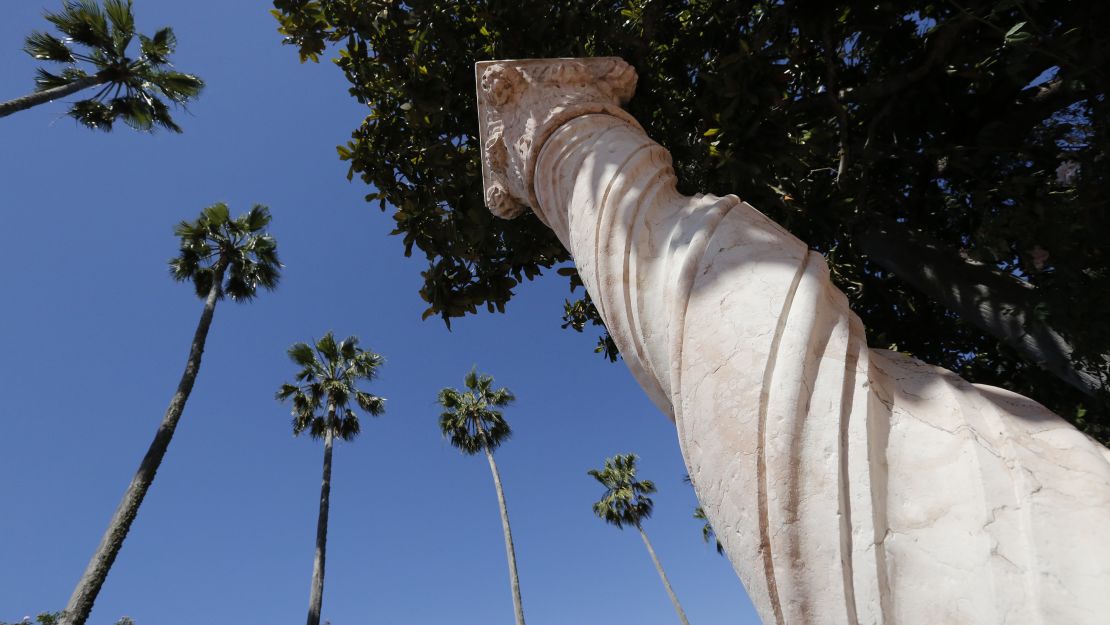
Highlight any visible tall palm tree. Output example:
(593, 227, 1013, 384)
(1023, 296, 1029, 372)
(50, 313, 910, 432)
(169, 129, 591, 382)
(588, 454, 691, 625)
(0, 0, 203, 131)
(437, 368, 526, 625)
(277, 333, 386, 625)
(62, 203, 280, 625)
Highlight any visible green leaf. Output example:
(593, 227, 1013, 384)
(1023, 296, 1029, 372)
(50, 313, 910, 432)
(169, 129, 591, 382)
(1004, 22, 1033, 45)
(1004, 21, 1027, 38)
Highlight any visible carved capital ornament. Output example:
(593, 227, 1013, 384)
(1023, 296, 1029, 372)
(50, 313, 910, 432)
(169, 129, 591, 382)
(475, 57, 639, 218)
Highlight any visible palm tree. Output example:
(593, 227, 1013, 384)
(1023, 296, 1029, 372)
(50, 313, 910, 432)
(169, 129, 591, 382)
(588, 454, 691, 625)
(437, 368, 526, 625)
(0, 0, 203, 131)
(277, 333, 386, 625)
(62, 203, 280, 625)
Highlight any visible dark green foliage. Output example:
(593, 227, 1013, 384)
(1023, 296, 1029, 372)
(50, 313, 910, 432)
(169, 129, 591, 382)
(558, 273, 618, 362)
(683, 474, 724, 554)
(588, 453, 656, 530)
(272, 0, 1110, 440)
(169, 203, 282, 302)
(277, 332, 386, 440)
(437, 368, 515, 455)
(693, 507, 724, 555)
(21, 0, 203, 130)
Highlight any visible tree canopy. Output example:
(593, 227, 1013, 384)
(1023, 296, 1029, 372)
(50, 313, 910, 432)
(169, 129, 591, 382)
(272, 0, 1110, 441)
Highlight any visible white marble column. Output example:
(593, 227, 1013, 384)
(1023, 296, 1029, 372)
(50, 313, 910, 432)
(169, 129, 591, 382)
(475, 57, 1110, 625)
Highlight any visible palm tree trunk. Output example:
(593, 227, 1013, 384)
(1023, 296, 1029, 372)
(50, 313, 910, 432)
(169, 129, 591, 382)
(61, 260, 227, 625)
(306, 411, 335, 625)
(637, 523, 691, 625)
(483, 443, 526, 625)
(0, 75, 105, 119)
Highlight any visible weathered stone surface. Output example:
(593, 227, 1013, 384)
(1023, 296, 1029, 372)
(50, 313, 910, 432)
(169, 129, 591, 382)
(476, 57, 1110, 625)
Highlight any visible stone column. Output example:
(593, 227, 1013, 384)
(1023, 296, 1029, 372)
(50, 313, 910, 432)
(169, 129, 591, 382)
(475, 57, 1110, 625)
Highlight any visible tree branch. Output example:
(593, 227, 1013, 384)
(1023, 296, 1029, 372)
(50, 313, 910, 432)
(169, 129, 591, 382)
(822, 21, 849, 185)
(856, 219, 1109, 407)
(844, 14, 975, 102)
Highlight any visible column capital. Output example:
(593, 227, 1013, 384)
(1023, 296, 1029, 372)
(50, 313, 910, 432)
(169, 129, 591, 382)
(475, 57, 639, 218)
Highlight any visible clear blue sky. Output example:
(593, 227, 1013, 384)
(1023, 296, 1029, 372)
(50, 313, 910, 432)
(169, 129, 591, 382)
(0, 3, 758, 624)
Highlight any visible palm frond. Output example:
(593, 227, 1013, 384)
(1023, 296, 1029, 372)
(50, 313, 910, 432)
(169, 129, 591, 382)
(339, 336, 359, 361)
(437, 388, 461, 409)
(46, 0, 113, 52)
(201, 202, 230, 226)
(136, 26, 176, 67)
(168, 254, 196, 281)
(228, 257, 280, 299)
(337, 409, 361, 441)
(244, 204, 271, 231)
(315, 332, 339, 362)
(292, 391, 316, 416)
(172, 218, 200, 240)
(355, 391, 385, 416)
(275, 383, 299, 401)
(24, 31, 75, 62)
(482, 417, 512, 451)
(146, 95, 182, 133)
(694, 506, 725, 555)
(223, 265, 253, 301)
(68, 98, 114, 130)
(189, 267, 214, 298)
(291, 412, 314, 437)
(110, 94, 155, 132)
(287, 342, 315, 367)
(486, 386, 515, 407)
(327, 382, 350, 407)
(350, 350, 383, 380)
(32, 66, 87, 91)
(102, 0, 134, 56)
